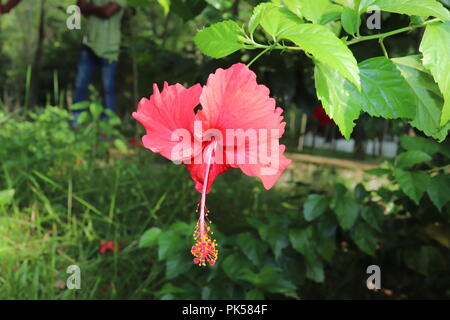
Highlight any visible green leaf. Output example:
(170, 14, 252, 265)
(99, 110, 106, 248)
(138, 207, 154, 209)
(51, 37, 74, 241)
(394, 150, 432, 169)
(138, 227, 162, 248)
(235, 232, 268, 266)
(89, 103, 104, 119)
(289, 227, 315, 258)
(306, 258, 325, 283)
(351, 221, 377, 256)
(194, 20, 244, 58)
(394, 169, 431, 204)
(359, 0, 450, 21)
(69, 101, 90, 110)
(354, 183, 368, 202)
(341, 7, 360, 35)
(333, 0, 357, 9)
(400, 135, 440, 155)
(361, 204, 384, 232)
(114, 139, 129, 153)
(420, 22, 450, 126)
(240, 266, 299, 298)
(316, 216, 337, 262)
(334, 196, 360, 230)
(256, 223, 289, 259)
(165, 255, 192, 280)
(170, 0, 206, 21)
(282, 0, 343, 24)
(157, 0, 171, 15)
(283, 24, 360, 89)
(240, 266, 280, 287)
(245, 288, 264, 300)
(0, 189, 15, 206)
(205, 0, 233, 10)
(303, 194, 329, 221)
(314, 62, 361, 139)
(222, 253, 253, 281)
(393, 55, 449, 141)
(364, 168, 391, 176)
(259, 3, 304, 40)
(427, 174, 450, 211)
(158, 231, 183, 261)
(359, 57, 417, 119)
(248, 3, 267, 35)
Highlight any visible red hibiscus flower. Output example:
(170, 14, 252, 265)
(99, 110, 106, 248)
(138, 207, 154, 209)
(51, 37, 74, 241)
(99, 240, 120, 254)
(132, 63, 291, 266)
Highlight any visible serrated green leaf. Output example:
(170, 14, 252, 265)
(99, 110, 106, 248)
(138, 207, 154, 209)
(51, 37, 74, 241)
(248, 3, 268, 35)
(393, 55, 450, 141)
(359, 0, 450, 21)
(259, 3, 304, 40)
(138, 227, 162, 248)
(194, 20, 244, 58)
(420, 22, 450, 126)
(341, 7, 360, 35)
(283, 24, 360, 89)
(359, 57, 417, 119)
(394, 169, 431, 204)
(427, 174, 450, 211)
(314, 62, 361, 139)
(395, 150, 432, 169)
(303, 194, 329, 221)
(400, 135, 440, 155)
(282, 0, 342, 24)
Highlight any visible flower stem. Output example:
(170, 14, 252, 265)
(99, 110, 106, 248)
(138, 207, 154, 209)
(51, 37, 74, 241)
(247, 46, 272, 67)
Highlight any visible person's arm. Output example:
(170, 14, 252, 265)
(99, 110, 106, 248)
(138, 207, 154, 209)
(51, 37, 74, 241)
(0, 0, 22, 14)
(77, 0, 121, 19)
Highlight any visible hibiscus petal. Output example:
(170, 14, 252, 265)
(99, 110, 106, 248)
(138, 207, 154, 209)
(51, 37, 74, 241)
(234, 143, 291, 190)
(132, 82, 202, 162)
(196, 63, 281, 144)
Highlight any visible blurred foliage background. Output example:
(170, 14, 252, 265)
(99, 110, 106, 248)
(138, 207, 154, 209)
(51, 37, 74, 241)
(0, 0, 449, 299)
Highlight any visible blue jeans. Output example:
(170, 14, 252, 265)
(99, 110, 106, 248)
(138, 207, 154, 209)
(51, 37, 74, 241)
(73, 45, 117, 121)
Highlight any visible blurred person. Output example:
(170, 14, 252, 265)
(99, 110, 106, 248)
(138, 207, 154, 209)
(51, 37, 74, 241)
(72, 0, 126, 125)
(0, 0, 21, 14)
